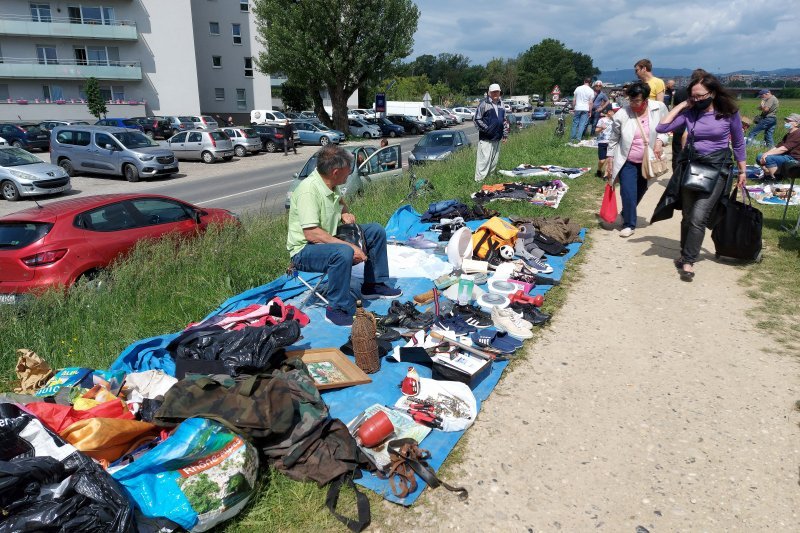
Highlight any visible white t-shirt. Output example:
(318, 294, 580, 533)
(573, 84, 595, 112)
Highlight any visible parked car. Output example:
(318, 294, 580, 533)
(532, 108, 551, 120)
(441, 108, 464, 123)
(94, 118, 144, 132)
(167, 130, 234, 163)
(179, 115, 219, 130)
(386, 115, 431, 135)
(285, 144, 402, 209)
(165, 116, 195, 136)
(252, 124, 290, 153)
(222, 127, 262, 157)
(0, 137, 6, 146)
(130, 116, 173, 139)
(250, 110, 287, 125)
(293, 121, 346, 146)
(348, 118, 381, 139)
(299, 111, 318, 120)
(365, 117, 405, 138)
(451, 107, 475, 121)
(408, 130, 471, 165)
(284, 112, 303, 120)
(0, 146, 71, 201)
(50, 125, 178, 182)
(348, 109, 375, 119)
(433, 107, 457, 126)
(39, 120, 90, 133)
(0, 193, 238, 299)
(0, 123, 51, 151)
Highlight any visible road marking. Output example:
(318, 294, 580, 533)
(196, 179, 294, 205)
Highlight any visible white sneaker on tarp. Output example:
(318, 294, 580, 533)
(491, 307, 533, 340)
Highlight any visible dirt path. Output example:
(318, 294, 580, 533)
(379, 178, 800, 532)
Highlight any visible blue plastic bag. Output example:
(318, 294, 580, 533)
(110, 418, 258, 532)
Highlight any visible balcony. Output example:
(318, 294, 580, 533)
(0, 14, 137, 41)
(0, 58, 142, 81)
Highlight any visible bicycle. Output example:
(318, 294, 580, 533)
(554, 109, 566, 137)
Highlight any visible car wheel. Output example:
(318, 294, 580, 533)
(75, 269, 107, 292)
(389, 131, 396, 138)
(123, 163, 140, 182)
(144, 130, 155, 139)
(319, 136, 330, 146)
(362, 132, 371, 139)
(223, 155, 233, 161)
(202, 151, 216, 164)
(12, 141, 23, 149)
(59, 159, 75, 177)
(234, 145, 247, 157)
(1, 180, 20, 201)
(265, 141, 277, 153)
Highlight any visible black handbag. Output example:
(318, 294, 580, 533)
(335, 223, 366, 252)
(683, 162, 724, 193)
(711, 186, 763, 261)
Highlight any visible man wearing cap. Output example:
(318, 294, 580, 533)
(474, 83, 509, 181)
(755, 113, 800, 179)
(747, 89, 779, 147)
(589, 80, 610, 136)
(570, 78, 595, 143)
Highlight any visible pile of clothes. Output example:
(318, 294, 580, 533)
(472, 180, 570, 208)
(498, 164, 591, 180)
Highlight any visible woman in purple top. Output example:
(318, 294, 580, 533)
(653, 74, 747, 281)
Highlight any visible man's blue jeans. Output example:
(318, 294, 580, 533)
(756, 152, 795, 171)
(290, 223, 389, 314)
(618, 161, 648, 230)
(747, 116, 777, 147)
(570, 111, 589, 142)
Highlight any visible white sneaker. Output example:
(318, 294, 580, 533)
(619, 227, 635, 238)
(491, 307, 533, 340)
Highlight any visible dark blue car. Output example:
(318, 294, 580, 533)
(0, 123, 50, 151)
(94, 118, 144, 131)
(366, 117, 405, 138)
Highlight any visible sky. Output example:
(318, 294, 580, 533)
(411, 0, 798, 74)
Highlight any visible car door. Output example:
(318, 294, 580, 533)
(92, 132, 121, 173)
(360, 145, 402, 183)
(185, 131, 203, 159)
(127, 197, 197, 239)
(168, 132, 188, 160)
(294, 123, 311, 144)
(77, 201, 142, 266)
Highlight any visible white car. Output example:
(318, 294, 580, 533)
(0, 137, 6, 146)
(451, 107, 475, 121)
(348, 118, 381, 139)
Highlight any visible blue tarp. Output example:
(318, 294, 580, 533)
(109, 205, 586, 505)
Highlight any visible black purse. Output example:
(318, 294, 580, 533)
(335, 223, 366, 252)
(681, 116, 726, 194)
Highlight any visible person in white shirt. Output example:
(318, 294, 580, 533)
(570, 78, 595, 143)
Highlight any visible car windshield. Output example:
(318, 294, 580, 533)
(271, 111, 287, 120)
(202, 116, 216, 123)
(210, 131, 228, 141)
(315, 124, 331, 131)
(178, 116, 195, 122)
(417, 133, 454, 148)
(0, 147, 43, 166)
(242, 128, 259, 138)
(19, 124, 44, 134)
(0, 222, 52, 249)
(112, 131, 158, 148)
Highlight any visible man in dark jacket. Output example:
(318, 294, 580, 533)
(283, 120, 297, 155)
(474, 83, 509, 181)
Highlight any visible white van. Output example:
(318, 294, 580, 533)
(250, 109, 287, 125)
(382, 101, 445, 129)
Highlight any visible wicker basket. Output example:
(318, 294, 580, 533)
(352, 301, 380, 374)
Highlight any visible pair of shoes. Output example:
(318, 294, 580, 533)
(325, 307, 353, 327)
(361, 283, 402, 300)
(432, 314, 478, 335)
(619, 227, 635, 238)
(470, 328, 523, 354)
(508, 302, 551, 326)
(451, 304, 493, 329)
(518, 256, 553, 275)
(379, 300, 434, 329)
(679, 266, 695, 281)
(491, 307, 533, 340)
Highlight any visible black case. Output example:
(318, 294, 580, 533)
(431, 356, 491, 389)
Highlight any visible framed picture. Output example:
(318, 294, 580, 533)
(285, 348, 372, 390)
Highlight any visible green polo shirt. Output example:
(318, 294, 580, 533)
(286, 169, 343, 257)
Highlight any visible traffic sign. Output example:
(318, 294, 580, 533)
(375, 92, 386, 113)
(552, 94, 559, 102)
(551, 85, 561, 95)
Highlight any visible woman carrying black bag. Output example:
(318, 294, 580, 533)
(652, 73, 747, 281)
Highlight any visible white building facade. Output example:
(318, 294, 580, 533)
(0, 0, 272, 121)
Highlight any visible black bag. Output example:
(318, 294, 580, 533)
(335, 223, 366, 252)
(683, 162, 724, 193)
(711, 187, 763, 261)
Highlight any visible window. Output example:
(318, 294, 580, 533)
(244, 57, 253, 77)
(68, 5, 115, 25)
(56, 130, 90, 146)
(170, 132, 187, 143)
(130, 198, 191, 226)
(95, 132, 116, 149)
(215, 88, 225, 100)
(30, 3, 52, 22)
(240, 1, 249, 11)
(0, 84, 8, 101)
(209, 21, 219, 34)
(212, 55, 222, 68)
(232, 23, 242, 45)
(83, 203, 135, 232)
(236, 88, 246, 110)
(187, 132, 202, 142)
(36, 45, 58, 65)
(111, 85, 124, 101)
(42, 85, 64, 100)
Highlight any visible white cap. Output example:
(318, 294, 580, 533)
(488, 83, 501, 93)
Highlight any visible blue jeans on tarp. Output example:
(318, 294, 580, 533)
(290, 222, 389, 314)
(570, 111, 589, 142)
(747, 116, 776, 147)
(618, 160, 648, 229)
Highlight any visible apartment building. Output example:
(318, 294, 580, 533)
(0, 0, 272, 121)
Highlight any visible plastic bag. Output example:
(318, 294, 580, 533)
(0, 403, 135, 532)
(599, 183, 618, 224)
(111, 417, 259, 532)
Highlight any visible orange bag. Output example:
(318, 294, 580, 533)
(25, 399, 133, 433)
(60, 418, 160, 462)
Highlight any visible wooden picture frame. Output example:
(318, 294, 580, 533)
(285, 348, 372, 390)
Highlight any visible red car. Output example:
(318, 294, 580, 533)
(0, 194, 237, 300)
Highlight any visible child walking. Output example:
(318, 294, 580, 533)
(595, 104, 618, 177)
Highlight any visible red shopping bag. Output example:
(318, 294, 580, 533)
(599, 183, 618, 224)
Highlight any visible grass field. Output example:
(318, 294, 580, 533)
(0, 97, 797, 531)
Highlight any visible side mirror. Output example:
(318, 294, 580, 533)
(191, 209, 202, 224)
(105, 144, 117, 151)
(456, 142, 463, 146)
(293, 172, 299, 179)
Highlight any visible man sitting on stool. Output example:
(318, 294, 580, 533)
(286, 145, 402, 326)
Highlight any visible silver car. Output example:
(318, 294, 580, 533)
(179, 115, 219, 130)
(0, 146, 71, 201)
(165, 116, 195, 136)
(167, 130, 234, 163)
(348, 118, 381, 139)
(222, 127, 262, 157)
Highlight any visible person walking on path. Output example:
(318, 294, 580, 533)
(283, 120, 297, 156)
(570, 78, 595, 143)
(653, 73, 747, 281)
(634, 59, 665, 102)
(605, 81, 669, 238)
(474, 83, 509, 181)
(747, 89, 779, 148)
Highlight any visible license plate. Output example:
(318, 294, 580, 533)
(38, 136, 48, 140)
(164, 165, 177, 170)
(0, 294, 18, 304)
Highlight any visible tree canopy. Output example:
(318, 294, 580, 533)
(252, 0, 419, 131)
(516, 39, 600, 96)
(84, 77, 107, 119)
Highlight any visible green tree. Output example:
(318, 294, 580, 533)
(84, 77, 107, 119)
(517, 39, 599, 94)
(253, 0, 420, 132)
(280, 79, 312, 111)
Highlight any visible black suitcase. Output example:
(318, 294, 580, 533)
(711, 186, 763, 261)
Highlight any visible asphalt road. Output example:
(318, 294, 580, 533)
(1, 122, 480, 218)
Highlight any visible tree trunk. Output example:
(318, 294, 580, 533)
(328, 85, 350, 135)
(310, 87, 331, 128)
